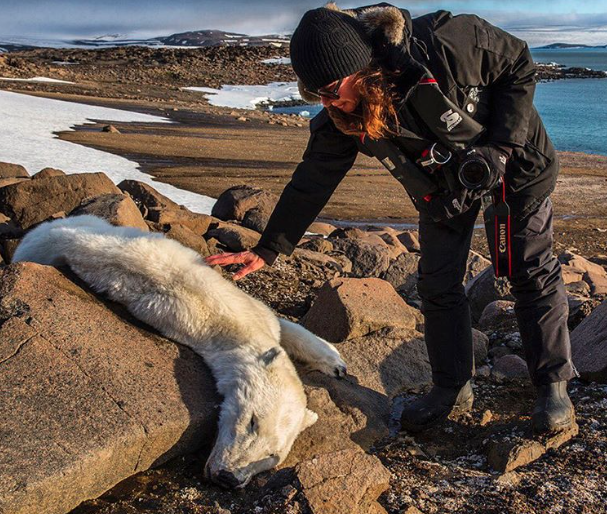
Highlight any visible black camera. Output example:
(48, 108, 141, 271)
(458, 152, 500, 191)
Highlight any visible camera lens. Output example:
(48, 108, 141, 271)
(458, 158, 490, 190)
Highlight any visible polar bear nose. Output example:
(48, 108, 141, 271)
(212, 469, 242, 489)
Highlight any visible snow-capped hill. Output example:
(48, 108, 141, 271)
(157, 30, 289, 47)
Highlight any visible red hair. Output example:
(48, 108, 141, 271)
(327, 66, 399, 140)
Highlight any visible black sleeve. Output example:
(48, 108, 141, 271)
(437, 14, 537, 147)
(257, 109, 358, 256)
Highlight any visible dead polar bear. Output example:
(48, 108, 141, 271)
(13, 214, 346, 488)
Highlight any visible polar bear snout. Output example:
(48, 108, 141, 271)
(211, 469, 242, 489)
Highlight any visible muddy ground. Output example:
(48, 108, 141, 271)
(2, 46, 606, 514)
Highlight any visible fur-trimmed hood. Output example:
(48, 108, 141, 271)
(297, 2, 413, 103)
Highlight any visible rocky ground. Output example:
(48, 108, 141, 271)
(1, 45, 606, 514)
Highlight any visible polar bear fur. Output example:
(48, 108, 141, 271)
(13, 215, 346, 488)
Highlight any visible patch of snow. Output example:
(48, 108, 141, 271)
(52, 61, 79, 66)
(299, 110, 310, 117)
(0, 90, 215, 214)
(261, 57, 291, 65)
(0, 76, 75, 84)
(183, 81, 301, 110)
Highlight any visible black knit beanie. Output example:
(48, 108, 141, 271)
(290, 7, 373, 92)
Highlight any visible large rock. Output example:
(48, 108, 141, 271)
(0, 263, 218, 514)
(163, 224, 210, 257)
(308, 222, 336, 236)
(117, 179, 182, 220)
(211, 185, 278, 231)
(153, 210, 216, 237)
(334, 328, 431, 396)
(0, 162, 29, 179)
(558, 251, 607, 295)
(491, 355, 529, 382)
(206, 223, 260, 252)
(381, 252, 419, 295)
(0, 178, 29, 189)
(332, 239, 390, 278)
(465, 250, 492, 284)
(570, 300, 607, 381)
(32, 168, 66, 180)
(465, 267, 514, 323)
(294, 449, 391, 514)
(397, 231, 420, 252)
(487, 423, 579, 473)
(478, 300, 517, 333)
(70, 193, 149, 231)
(302, 278, 418, 343)
(0, 173, 120, 231)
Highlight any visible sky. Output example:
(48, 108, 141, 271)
(1, 0, 606, 47)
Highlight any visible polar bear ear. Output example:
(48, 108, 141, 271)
(302, 409, 319, 430)
(259, 346, 283, 367)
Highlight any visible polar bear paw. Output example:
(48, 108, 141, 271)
(308, 342, 347, 379)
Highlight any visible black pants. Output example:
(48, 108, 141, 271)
(417, 197, 576, 388)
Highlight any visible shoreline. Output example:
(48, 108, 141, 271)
(3, 88, 607, 256)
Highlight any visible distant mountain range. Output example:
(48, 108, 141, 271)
(534, 43, 607, 49)
(0, 30, 290, 53)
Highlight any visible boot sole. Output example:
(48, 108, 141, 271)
(532, 412, 576, 435)
(400, 395, 474, 433)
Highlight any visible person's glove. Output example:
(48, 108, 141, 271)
(458, 144, 511, 192)
(423, 187, 480, 222)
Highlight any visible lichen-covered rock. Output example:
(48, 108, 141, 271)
(332, 238, 390, 278)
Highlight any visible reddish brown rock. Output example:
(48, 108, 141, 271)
(163, 223, 210, 257)
(302, 278, 418, 343)
(117, 179, 182, 219)
(0, 162, 29, 179)
(382, 252, 420, 295)
(0, 238, 22, 264)
(570, 300, 607, 381)
(559, 250, 607, 295)
(299, 237, 334, 254)
(334, 328, 431, 396)
(70, 193, 149, 231)
(465, 250, 492, 284)
(487, 423, 579, 473)
(331, 238, 390, 278)
(491, 355, 529, 382)
(397, 231, 420, 252)
(479, 300, 517, 333)
(0, 263, 218, 514)
(211, 185, 278, 225)
(465, 267, 514, 322)
(154, 210, 216, 236)
(0, 172, 120, 230)
(0, 177, 29, 189)
(294, 449, 391, 514)
(206, 223, 260, 252)
(32, 167, 66, 180)
(308, 222, 336, 236)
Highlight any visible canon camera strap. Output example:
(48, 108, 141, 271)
(482, 181, 512, 277)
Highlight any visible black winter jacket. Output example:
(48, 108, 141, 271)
(257, 4, 558, 258)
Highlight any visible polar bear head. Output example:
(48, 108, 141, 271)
(205, 346, 317, 488)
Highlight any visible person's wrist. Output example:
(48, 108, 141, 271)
(251, 246, 278, 266)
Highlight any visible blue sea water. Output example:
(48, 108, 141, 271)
(272, 49, 607, 156)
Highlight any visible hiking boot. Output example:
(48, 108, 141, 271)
(532, 381, 575, 435)
(400, 381, 474, 433)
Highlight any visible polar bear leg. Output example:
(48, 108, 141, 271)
(278, 318, 347, 378)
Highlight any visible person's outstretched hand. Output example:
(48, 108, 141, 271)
(205, 251, 265, 281)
